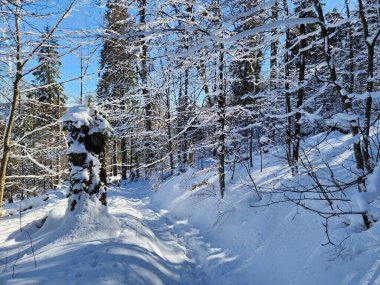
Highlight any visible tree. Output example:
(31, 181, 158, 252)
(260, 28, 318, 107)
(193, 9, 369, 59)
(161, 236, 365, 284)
(0, 0, 76, 214)
(28, 26, 66, 189)
(97, 0, 135, 180)
(32, 26, 64, 105)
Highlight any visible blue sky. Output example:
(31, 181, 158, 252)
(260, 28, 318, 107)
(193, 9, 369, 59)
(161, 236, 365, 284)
(55, 0, 104, 105)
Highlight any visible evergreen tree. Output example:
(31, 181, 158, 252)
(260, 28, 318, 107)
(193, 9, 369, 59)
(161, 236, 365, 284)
(31, 26, 64, 106)
(97, 0, 135, 180)
(26, 26, 66, 190)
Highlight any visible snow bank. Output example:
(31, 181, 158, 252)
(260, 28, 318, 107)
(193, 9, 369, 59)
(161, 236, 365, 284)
(149, 131, 380, 285)
(3, 194, 49, 217)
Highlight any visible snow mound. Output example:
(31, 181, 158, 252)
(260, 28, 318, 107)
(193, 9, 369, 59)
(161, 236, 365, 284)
(60, 196, 121, 242)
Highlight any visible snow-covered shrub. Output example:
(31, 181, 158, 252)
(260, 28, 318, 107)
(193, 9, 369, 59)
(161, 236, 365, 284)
(61, 105, 113, 212)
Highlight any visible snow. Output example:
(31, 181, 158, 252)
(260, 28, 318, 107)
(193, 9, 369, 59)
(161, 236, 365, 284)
(349, 175, 380, 214)
(149, 131, 380, 285)
(67, 141, 87, 154)
(172, 17, 322, 57)
(367, 163, 380, 200)
(332, 112, 359, 122)
(3, 194, 49, 217)
(61, 105, 94, 128)
(61, 105, 112, 134)
(2, 131, 380, 284)
(62, 104, 112, 212)
(259, 135, 270, 144)
(0, 185, 202, 285)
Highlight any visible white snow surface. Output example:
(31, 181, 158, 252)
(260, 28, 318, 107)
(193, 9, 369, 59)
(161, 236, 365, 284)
(61, 105, 94, 128)
(1, 131, 380, 284)
(0, 185, 203, 285)
(61, 105, 111, 134)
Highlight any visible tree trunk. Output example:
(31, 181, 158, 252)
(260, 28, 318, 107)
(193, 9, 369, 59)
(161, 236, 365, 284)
(0, 8, 22, 213)
(269, 0, 278, 141)
(139, 0, 153, 173)
(166, 84, 174, 175)
(112, 140, 118, 177)
(63, 106, 109, 211)
(249, 128, 253, 168)
(217, 44, 226, 198)
(270, 1, 278, 91)
(283, 0, 292, 167)
(182, 66, 189, 168)
(358, 0, 380, 173)
(292, 21, 306, 174)
(343, 0, 364, 172)
(121, 136, 128, 180)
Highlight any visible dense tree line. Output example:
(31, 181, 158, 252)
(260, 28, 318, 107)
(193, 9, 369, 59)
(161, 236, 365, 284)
(96, 0, 380, 230)
(0, 0, 379, 233)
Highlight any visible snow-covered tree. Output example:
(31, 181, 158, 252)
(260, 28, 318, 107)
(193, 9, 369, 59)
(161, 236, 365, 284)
(62, 105, 112, 212)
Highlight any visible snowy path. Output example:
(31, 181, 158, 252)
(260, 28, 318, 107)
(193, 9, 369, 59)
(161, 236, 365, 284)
(0, 185, 209, 285)
(106, 184, 207, 285)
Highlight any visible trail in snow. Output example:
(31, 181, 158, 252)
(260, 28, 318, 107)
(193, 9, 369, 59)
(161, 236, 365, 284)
(0, 184, 211, 285)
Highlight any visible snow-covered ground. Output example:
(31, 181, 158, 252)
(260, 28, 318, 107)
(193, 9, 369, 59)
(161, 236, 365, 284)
(148, 134, 380, 285)
(1, 131, 380, 285)
(0, 184, 209, 285)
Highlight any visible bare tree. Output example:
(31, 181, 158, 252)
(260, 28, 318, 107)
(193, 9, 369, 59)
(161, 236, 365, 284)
(0, 0, 76, 214)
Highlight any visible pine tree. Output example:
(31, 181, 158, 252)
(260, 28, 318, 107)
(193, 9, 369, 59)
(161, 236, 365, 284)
(31, 26, 64, 106)
(97, 0, 135, 180)
(27, 26, 66, 189)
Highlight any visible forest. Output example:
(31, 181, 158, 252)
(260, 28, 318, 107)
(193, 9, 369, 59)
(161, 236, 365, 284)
(0, 0, 380, 284)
